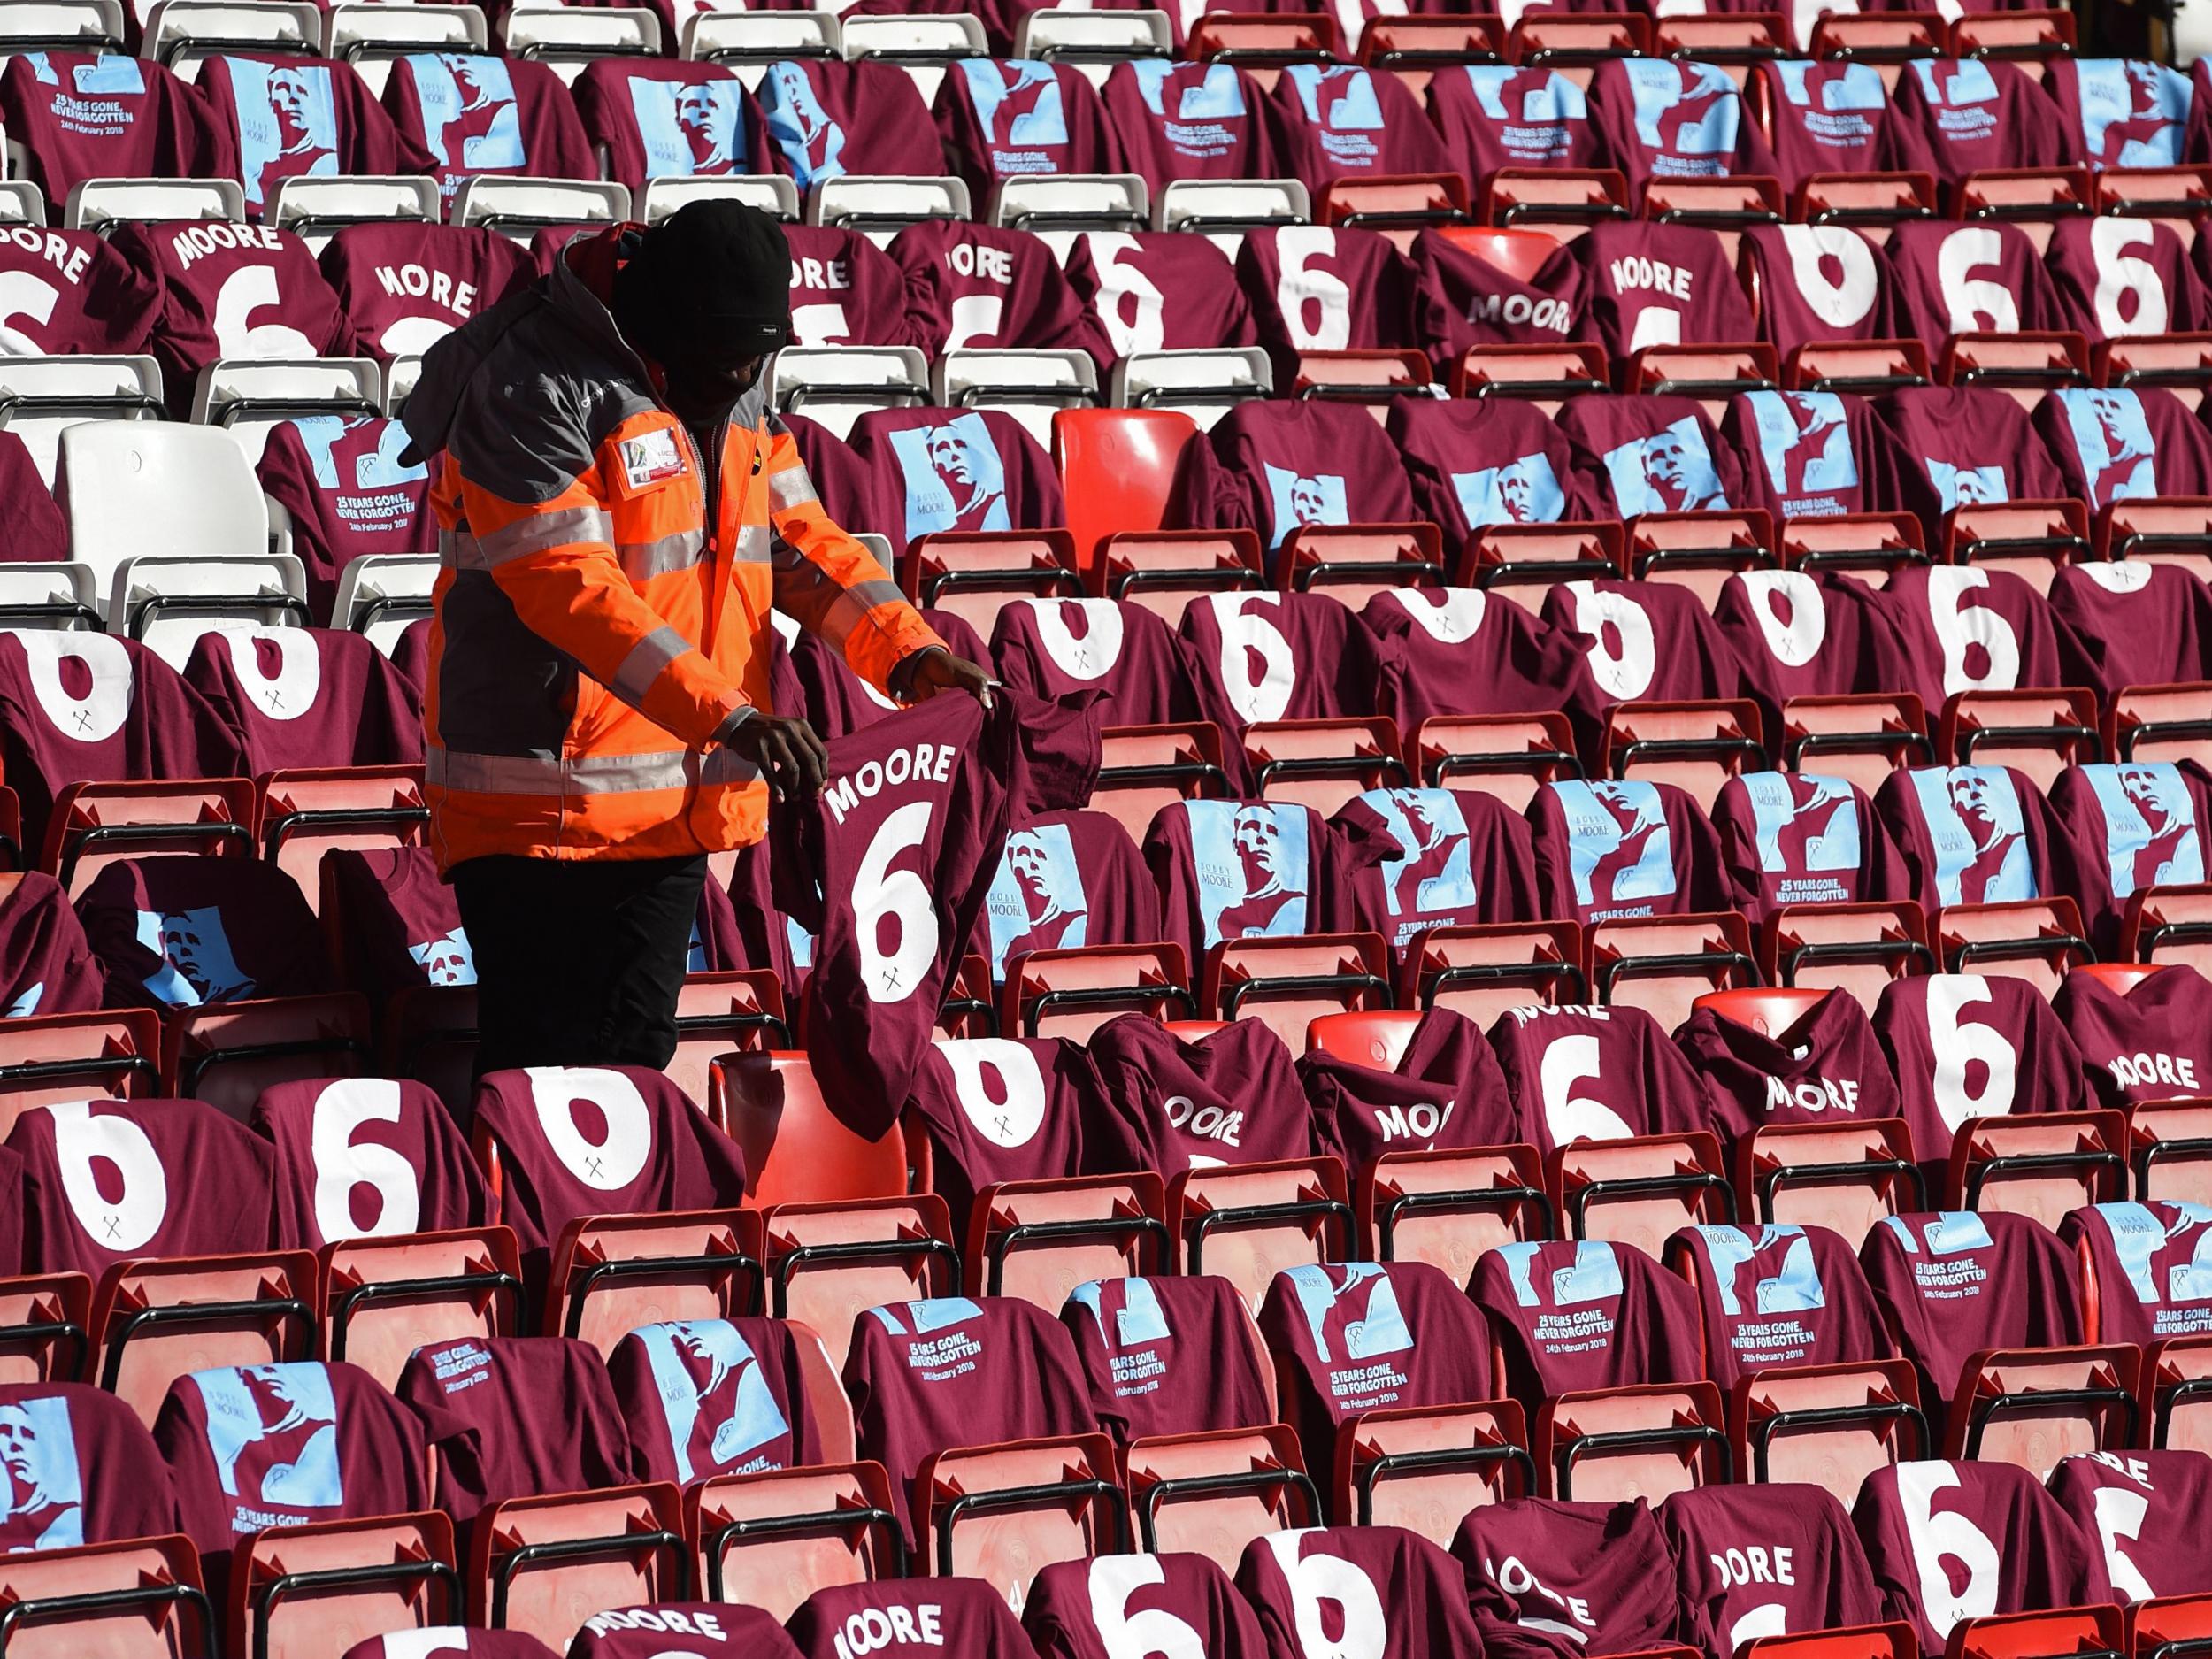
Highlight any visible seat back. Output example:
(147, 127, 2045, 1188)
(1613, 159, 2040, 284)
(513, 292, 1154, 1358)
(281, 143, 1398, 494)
(1169, 1156, 1351, 1312)
(1204, 931, 1392, 1054)
(1126, 1424, 1318, 1571)
(465, 1483, 687, 1651)
(0, 1271, 93, 1385)
(0, 1009, 163, 1141)
(1335, 1398, 1532, 1545)
(545, 1208, 764, 1354)
(1002, 944, 1194, 1042)
(0, 1533, 212, 1659)
(321, 1225, 523, 1393)
(1592, 910, 1759, 1036)
(60, 422, 269, 601)
(1552, 1129, 1732, 1261)
(1400, 921, 1586, 1028)
(761, 1197, 957, 1371)
(1763, 901, 1933, 1013)
(91, 1248, 319, 1425)
(1538, 1379, 1729, 1502)
(1053, 408, 1196, 588)
(1946, 1108, 2130, 1230)
(917, 1432, 1126, 1591)
(964, 1172, 1169, 1310)
(1729, 1357, 1926, 1505)
(712, 1052, 908, 1202)
(687, 1460, 904, 1619)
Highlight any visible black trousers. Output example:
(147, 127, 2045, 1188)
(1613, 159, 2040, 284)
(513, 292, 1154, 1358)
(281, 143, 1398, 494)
(451, 852, 708, 1077)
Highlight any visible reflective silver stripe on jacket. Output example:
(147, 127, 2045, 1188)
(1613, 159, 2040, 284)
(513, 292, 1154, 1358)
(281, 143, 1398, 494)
(618, 528, 706, 582)
(473, 504, 615, 566)
(611, 625, 691, 706)
(428, 744, 761, 795)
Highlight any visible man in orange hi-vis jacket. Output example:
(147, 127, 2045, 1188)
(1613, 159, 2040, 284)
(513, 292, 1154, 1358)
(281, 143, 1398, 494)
(398, 201, 993, 1073)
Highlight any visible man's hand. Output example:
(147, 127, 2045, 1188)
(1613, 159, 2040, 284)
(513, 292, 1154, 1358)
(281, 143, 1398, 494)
(898, 647, 999, 710)
(726, 711, 829, 799)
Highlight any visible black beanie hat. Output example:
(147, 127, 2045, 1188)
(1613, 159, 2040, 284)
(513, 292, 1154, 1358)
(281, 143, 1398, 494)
(613, 198, 792, 361)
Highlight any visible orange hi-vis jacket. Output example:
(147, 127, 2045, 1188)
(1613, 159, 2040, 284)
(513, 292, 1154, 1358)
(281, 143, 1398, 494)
(399, 232, 943, 870)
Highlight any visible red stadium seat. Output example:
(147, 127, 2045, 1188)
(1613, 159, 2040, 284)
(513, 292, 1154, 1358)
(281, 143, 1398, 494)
(1955, 167, 2093, 249)
(1055, 410, 1198, 589)
(1002, 943, 1195, 1040)
(258, 764, 428, 914)
(1780, 695, 1934, 795)
(1358, 15, 1505, 98)
(1335, 1398, 1533, 1544)
(163, 992, 373, 1116)
(1944, 1343, 2142, 1471)
(1602, 699, 1768, 805)
(1450, 342, 1610, 411)
(1538, 1378, 1729, 1502)
(1947, 1108, 2129, 1227)
(1790, 177, 1939, 240)
(1949, 1603, 2127, 1659)
(1787, 336, 1929, 391)
(2146, 1334, 2212, 1452)
(961, 1171, 1169, 1308)
(1187, 12, 1342, 86)
(0, 1533, 213, 1659)
(1941, 330, 2093, 407)
(711, 1051, 908, 1202)
(1762, 902, 1935, 1010)
(1400, 920, 1588, 1025)
(1948, 499, 2093, 578)
(0, 1008, 164, 1141)
(1591, 910, 1759, 1036)
(1779, 513, 1930, 588)
(467, 1483, 688, 1652)
(1360, 1143, 1550, 1281)
(1463, 520, 1626, 607)
(1551, 1128, 1733, 1261)
(230, 1509, 457, 1659)
(1243, 717, 1409, 817)
(2123, 886, 2212, 975)
(760, 1198, 958, 1373)
(42, 778, 258, 899)
(321, 1225, 524, 1394)
(2129, 1100, 2212, 1206)
(1089, 721, 1233, 846)
(1627, 510, 1778, 611)
(543, 1208, 764, 1353)
(1506, 13, 1648, 71)
(1936, 896, 2094, 995)
(668, 969, 788, 1109)
(1204, 931, 1393, 1052)
(1095, 531, 1265, 628)
(2130, 1597, 2212, 1659)
(1655, 12, 1786, 65)
(1736, 1117, 1924, 1242)
(1730, 1356, 1928, 1502)
(0, 1271, 92, 1385)
(1125, 1423, 1318, 1570)
(1318, 173, 1474, 255)
(2094, 342, 2212, 414)
(902, 529, 1082, 644)
(2109, 684, 2212, 772)
(90, 1248, 319, 1426)
(916, 1432, 1126, 1591)
(1409, 712, 1582, 807)
(1746, 1623, 1924, 1659)
(1169, 1155, 1352, 1311)
(1482, 166, 1631, 232)
(1939, 688, 2101, 788)
(1278, 523, 1445, 606)
(687, 1461, 906, 1619)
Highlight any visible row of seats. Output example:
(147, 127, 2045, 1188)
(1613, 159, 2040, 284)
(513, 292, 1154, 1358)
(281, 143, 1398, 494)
(1, 1024, 2208, 1654)
(4, 19, 2203, 220)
